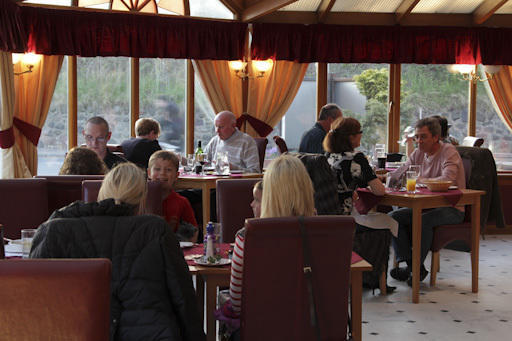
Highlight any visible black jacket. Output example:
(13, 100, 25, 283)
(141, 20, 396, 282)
(30, 199, 205, 341)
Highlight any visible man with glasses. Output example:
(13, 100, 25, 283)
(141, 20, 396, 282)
(83, 116, 127, 170)
(388, 117, 466, 286)
(299, 103, 342, 154)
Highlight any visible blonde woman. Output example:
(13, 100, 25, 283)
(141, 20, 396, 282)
(223, 155, 315, 326)
(31, 163, 204, 341)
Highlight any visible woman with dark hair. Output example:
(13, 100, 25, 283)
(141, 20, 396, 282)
(323, 117, 397, 292)
(31, 163, 205, 341)
(59, 146, 108, 175)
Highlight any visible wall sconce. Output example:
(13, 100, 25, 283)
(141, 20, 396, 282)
(12, 53, 40, 76)
(229, 59, 273, 80)
(448, 64, 502, 83)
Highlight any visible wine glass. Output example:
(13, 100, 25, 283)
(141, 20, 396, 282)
(198, 153, 208, 175)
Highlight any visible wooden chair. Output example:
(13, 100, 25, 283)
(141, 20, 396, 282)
(253, 137, 268, 171)
(35, 175, 105, 216)
(216, 178, 260, 243)
(429, 147, 502, 287)
(82, 180, 164, 215)
(0, 258, 111, 341)
(0, 178, 49, 239)
(240, 216, 354, 341)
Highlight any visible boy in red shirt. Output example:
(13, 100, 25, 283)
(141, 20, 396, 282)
(148, 150, 198, 242)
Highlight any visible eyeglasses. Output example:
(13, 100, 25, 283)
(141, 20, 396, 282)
(85, 135, 107, 143)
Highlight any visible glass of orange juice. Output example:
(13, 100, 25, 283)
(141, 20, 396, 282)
(406, 171, 418, 193)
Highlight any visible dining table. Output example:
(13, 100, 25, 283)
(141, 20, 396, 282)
(184, 244, 371, 341)
(358, 187, 485, 303)
(175, 172, 263, 234)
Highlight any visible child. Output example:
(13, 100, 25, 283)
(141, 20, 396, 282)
(147, 150, 198, 242)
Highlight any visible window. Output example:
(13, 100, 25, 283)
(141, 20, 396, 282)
(478, 69, 512, 170)
(194, 76, 216, 151)
(77, 57, 130, 146)
(400, 64, 468, 155)
(189, 0, 234, 19)
(140, 58, 186, 152)
(281, 63, 317, 152)
(328, 63, 389, 155)
(37, 57, 68, 175)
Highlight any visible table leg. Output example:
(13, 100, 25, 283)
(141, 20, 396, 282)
(196, 274, 205, 326)
(471, 198, 481, 293)
(205, 276, 217, 341)
(411, 203, 422, 303)
(351, 271, 363, 341)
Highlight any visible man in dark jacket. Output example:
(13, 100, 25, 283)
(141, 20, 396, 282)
(31, 199, 205, 341)
(121, 118, 162, 169)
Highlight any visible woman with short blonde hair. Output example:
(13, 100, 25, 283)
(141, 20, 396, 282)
(261, 154, 315, 218)
(98, 163, 147, 214)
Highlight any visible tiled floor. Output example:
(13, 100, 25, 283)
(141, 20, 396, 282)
(361, 234, 512, 340)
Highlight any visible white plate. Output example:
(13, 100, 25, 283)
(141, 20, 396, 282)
(179, 241, 194, 248)
(449, 185, 458, 190)
(194, 257, 231, 267)
(229, 170, 243, 174)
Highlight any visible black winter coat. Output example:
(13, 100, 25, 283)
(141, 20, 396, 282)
(30, 199, 205, 341)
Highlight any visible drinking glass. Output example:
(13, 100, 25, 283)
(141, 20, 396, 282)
(186, 154, 195, 173)
(409, 164, 420, 176)
(406, 171, 418, 193)
(215, 152, 230, 175)
(21, 229, 36, 258)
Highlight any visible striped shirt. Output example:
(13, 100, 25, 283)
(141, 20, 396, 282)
(229, 228, 245, 316)
(205, 129, 260, 173)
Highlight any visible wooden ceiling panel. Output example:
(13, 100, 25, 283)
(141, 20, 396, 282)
(331, 0, 403, 13)
(280, 0, 321, 11)
(412, 0, 482, 13)
(242, 0, 297, 21)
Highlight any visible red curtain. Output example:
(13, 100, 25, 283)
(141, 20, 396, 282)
(0, 0, 27, 53)
(19, 4, 247, 60)
(251, 23, 512, 65)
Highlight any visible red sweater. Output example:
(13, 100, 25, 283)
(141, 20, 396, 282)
(162, 190, 198, 231)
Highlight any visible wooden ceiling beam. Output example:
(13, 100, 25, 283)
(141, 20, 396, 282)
(219, 0, 244, 16)
(473, 0, 508, 24)
(317, 0, 336, 23)
(395, 0, 421, 23)
(255, 11, 512, 28)
(241, 0, 297, 22)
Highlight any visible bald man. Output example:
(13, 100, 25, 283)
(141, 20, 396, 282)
(299, 103, 342, 154)
(204, 111, 260, 173)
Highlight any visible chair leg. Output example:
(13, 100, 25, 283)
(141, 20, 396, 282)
(393, 254, 398, 269)
(430, 251, 440, 287)
(379, 270, 387, 295)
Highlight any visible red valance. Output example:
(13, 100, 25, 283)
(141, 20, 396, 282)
(0, 0, 27, 53)
(236, 113, 274, 137)
(251, 23, 507, 65)
(18, 4, 247, 59)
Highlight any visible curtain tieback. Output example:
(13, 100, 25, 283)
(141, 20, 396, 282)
(0, 127, 15, 149)
(0, 118, 41, 149)
(236, 113, 273, 137)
